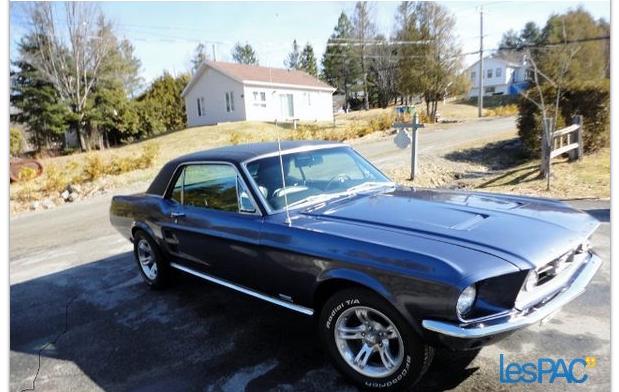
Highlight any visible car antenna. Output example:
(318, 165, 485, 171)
(276, 128, 292, 226)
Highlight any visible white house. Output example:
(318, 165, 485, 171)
(466, 56, 530, 98)
(182, 61, 336, 127)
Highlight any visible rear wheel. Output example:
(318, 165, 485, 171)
(318, 288, 433, 391)
(133, 230, 170, 289)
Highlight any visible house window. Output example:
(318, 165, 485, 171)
(252, 91, 267, 107)
(197, 97, 205, 117)
(496, 67, 502, 77)
(487, 69, 493, 78)
(484, 86, 496, 94)
(470, 71, 476, 81)
(225, 91, 235, 112)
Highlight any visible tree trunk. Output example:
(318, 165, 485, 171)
(76, 113, 88, 152)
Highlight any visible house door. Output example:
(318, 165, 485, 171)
(279, 94, 294, 118)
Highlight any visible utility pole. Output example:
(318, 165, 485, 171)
(478, 7, 484, 117)
(212, 44, 217, 61)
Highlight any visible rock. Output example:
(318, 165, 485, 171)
(30, 201, 40, 210)
(66, 183, 82, 194)
(41, 199, 54, 209)
(61, 190, 70, 200)
(68, 192, 79, 202)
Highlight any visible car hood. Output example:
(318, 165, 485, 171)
(302, 187, 599, 270)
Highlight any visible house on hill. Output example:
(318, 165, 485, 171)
(466, 56, 530, 98)
(182, 61, 336, 127)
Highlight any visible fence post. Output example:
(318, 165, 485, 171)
(410, 113, 419, 181)
(574, 115, 584, 160)
(542, 117, 554, 190)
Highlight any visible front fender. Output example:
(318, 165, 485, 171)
(315, 267, 425, 335)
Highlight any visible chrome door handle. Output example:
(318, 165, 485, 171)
(170, 211, 185, 218)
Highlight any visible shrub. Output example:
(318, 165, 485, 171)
(517, 80, 609, 157)
(83, 154, 107, 181)
(43, 166, 70, 193)
(17, 167, 37, 182)
(10, 128, 24, 157)
(137, 143, 160, 168)
(485, 104, 518, 117)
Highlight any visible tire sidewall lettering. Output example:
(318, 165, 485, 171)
(363, 355, 412, 389)
(325, 298, 360, 329)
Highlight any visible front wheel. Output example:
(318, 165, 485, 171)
(319, 288, 433, 391)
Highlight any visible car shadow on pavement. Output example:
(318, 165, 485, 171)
(11, 252, 479, 392)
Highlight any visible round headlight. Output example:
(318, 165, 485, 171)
(524, 270, 538, 291)
(456, 285, 476, 317)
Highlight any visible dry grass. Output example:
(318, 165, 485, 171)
(471, 148, 610, 199)
(484, 104, 519, 117)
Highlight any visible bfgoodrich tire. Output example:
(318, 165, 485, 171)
(319, 288, 433, 391)
(133, 230, 171, 289)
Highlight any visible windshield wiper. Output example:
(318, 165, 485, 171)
(287, 193, 344, 209)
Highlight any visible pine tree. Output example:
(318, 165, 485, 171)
(10, 35, 68, 151)
(285, 40, 301, 70)
(231, 42, 259, 65)
(321, 12, 361, 104)
(191, 43, 209, 74)
(299, 43, 318, 76)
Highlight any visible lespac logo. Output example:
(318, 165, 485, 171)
(499, 354, 596, 384)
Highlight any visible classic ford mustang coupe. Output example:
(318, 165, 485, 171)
(110, 141, 601, 391)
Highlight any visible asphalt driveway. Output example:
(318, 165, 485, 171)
(9, 197, 610, 391)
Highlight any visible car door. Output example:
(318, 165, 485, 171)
(161, 162, 264, 291)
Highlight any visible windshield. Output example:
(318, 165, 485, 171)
(245, 146, 392, 211)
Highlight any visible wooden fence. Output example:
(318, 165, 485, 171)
(541, 115, 583, 188)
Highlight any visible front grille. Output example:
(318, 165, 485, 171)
(515, 240, 592, 311)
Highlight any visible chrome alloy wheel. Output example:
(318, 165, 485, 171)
(137, 238, 158, 280)
(334, 306, 405, 378)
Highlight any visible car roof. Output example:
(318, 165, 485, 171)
(146, 140, 344, 196)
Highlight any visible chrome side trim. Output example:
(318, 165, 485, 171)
(169, 262, 314, 316)
(422, 253, 602, 339)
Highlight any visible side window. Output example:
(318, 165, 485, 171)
(183, 164, 237, 211)
(169, 164, 258, 214)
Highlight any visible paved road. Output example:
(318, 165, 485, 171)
(10, 118, 609, 391)
(352, 116, 517, 170)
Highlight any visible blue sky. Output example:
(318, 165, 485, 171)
(9, 1, 610, 83)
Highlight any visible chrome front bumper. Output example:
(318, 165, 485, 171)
(422, 253, 602, 339)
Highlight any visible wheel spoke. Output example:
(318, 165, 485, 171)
(384, 326, 398, 339)
(355, 309, 371, 324)
(337, 325, 366, 340)
(354, 343, 374, 368)
(378, 341, 397, 369)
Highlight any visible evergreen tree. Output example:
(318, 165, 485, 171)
(137, 72, 190, 136)
(321, 12, 361, 104)
(299, 43, 318, 76)
(191, 43, 209, 74)
(10, 35, 68, 151)
(231, 42, 259, 65)
(285, 40, 301, 70)
(537, 7, 609, 82)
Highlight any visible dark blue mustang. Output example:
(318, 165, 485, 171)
(110, 141, 601, 391)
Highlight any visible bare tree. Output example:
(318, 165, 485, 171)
(352, 2, 376, 111)
(26, 3, 115, 151)
(517, 18, 580, 187)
